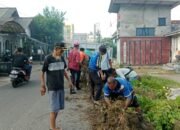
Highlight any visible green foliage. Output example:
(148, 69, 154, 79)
(146, 100, 180, 130)
(134, 75, 180, 130)
(31, 6, 65, 44)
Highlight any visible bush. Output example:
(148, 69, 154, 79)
(133, 76, 180, 130)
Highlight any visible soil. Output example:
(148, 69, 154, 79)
(88, 100, 154, 130)
(84, 66, 180, 130)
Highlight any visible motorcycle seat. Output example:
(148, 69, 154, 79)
(12, 67, 22, 70)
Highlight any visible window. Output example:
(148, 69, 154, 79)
(136, 28, 155, 36)
(159, 18, 166, 26)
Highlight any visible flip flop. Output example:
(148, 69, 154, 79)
(49, 127, 62, 130)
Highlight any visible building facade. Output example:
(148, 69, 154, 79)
(166, 30, 180, 62)
(64, 23, 74, 44)
(0, 7, 50, 61)
(109, 0, 180, 65)
(0, 8, 32, 56)
(73, 33, 88, 44)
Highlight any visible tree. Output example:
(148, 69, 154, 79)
(31, 7, 65, 44)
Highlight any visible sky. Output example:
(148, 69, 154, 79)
(0, 0, 180, 37)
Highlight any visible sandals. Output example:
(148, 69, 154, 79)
(49, 127, 62, 130)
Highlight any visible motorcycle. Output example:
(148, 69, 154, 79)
(9, 67, 29, 88)
(9, 56, 33, 88)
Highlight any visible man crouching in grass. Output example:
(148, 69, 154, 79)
(103, 76, 141, 113)
(40, 42, 73, 130)
(103, 76, 146, 128)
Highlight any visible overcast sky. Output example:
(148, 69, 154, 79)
(0, 0, 180, 37)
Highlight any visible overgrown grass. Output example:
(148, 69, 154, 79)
(133, 75, 180, 130)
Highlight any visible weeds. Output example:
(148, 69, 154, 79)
(133, 75, 180, 130)
(88, 75, 180, 130)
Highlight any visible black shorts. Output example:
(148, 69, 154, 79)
(88, 69, 102, 86)
(109, 93, 140, 108)
(129, 95, 140, 108)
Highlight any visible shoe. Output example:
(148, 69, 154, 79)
(25, 76, 30, 81)
(76, 87, 81, 90)
(93, 100, 100, 105)
(70, 88, 76, 94)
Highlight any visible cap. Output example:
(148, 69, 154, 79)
(99, 45, 107, 54)
(74, 41, 79, 47)
(54, 42, 67, 50)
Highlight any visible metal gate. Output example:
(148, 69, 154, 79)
(120, 37, 171, 65)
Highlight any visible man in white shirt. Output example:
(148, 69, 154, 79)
(110, 67, 140, 82)
(98, 45, 112, 83)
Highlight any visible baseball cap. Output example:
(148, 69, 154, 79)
(74, 41, 79, 47)
(54, 42, 67, 50)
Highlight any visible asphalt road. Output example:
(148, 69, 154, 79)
(0, 65, 91, 130)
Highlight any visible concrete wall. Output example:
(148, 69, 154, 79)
(171, 35, 180, 62)
(79, 43, 101, 50)
(73, 33, 88, 44)
(25, 27, 31, 37)
(118, 4, 171, 37)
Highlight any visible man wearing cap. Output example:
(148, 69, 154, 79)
(103, 76, 141, 112)
(40, 42, 73, 130)
(68, 42, 81, 92)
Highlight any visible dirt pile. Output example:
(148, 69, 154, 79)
(89, 100, 154, 130)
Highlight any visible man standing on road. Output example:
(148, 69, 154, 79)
(88, 45, 107, 101)
(98, 45, 112, 83)
(40, 42, 73, 130)
(79, 48, 88, 82)
(68, 42, 81, 92)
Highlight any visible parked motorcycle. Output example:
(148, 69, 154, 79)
(9, 56, 33, 88)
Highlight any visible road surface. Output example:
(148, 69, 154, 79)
(0, 65, 91, 130)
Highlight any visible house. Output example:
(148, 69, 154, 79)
(64, 23, 74, 46)
(109, 0, 180, 65)
(166, 30, 180, 62)
(0, 8, 33, 55)
(73, 33, 88, 44)
(0, 7, 50, 60)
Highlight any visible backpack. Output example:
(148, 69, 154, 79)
(124, 66, 134, 78)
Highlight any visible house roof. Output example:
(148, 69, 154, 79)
(0, 21, 25, 33)
(165, 30, 180, 36)
(0, 8, 19, 19)
(0, 8, 32, 34)
(15, 18, 33, 30)
(109, 0, 180, 13)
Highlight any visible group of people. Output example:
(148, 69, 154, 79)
(40, 42, 141, 130)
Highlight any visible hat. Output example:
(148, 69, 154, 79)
(54, 42, 67, 49)
(74, 41, 79, 47)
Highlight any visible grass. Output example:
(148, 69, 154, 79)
(132, 75, 180, 130)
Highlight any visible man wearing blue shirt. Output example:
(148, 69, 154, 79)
(103, 76, 141, 112)
(88, 51, 102, 101)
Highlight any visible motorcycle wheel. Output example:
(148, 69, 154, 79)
(12, 80, 18, 88)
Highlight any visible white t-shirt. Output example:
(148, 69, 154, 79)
(100, 53, 111, 70)
(116, 68, 137, 79)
